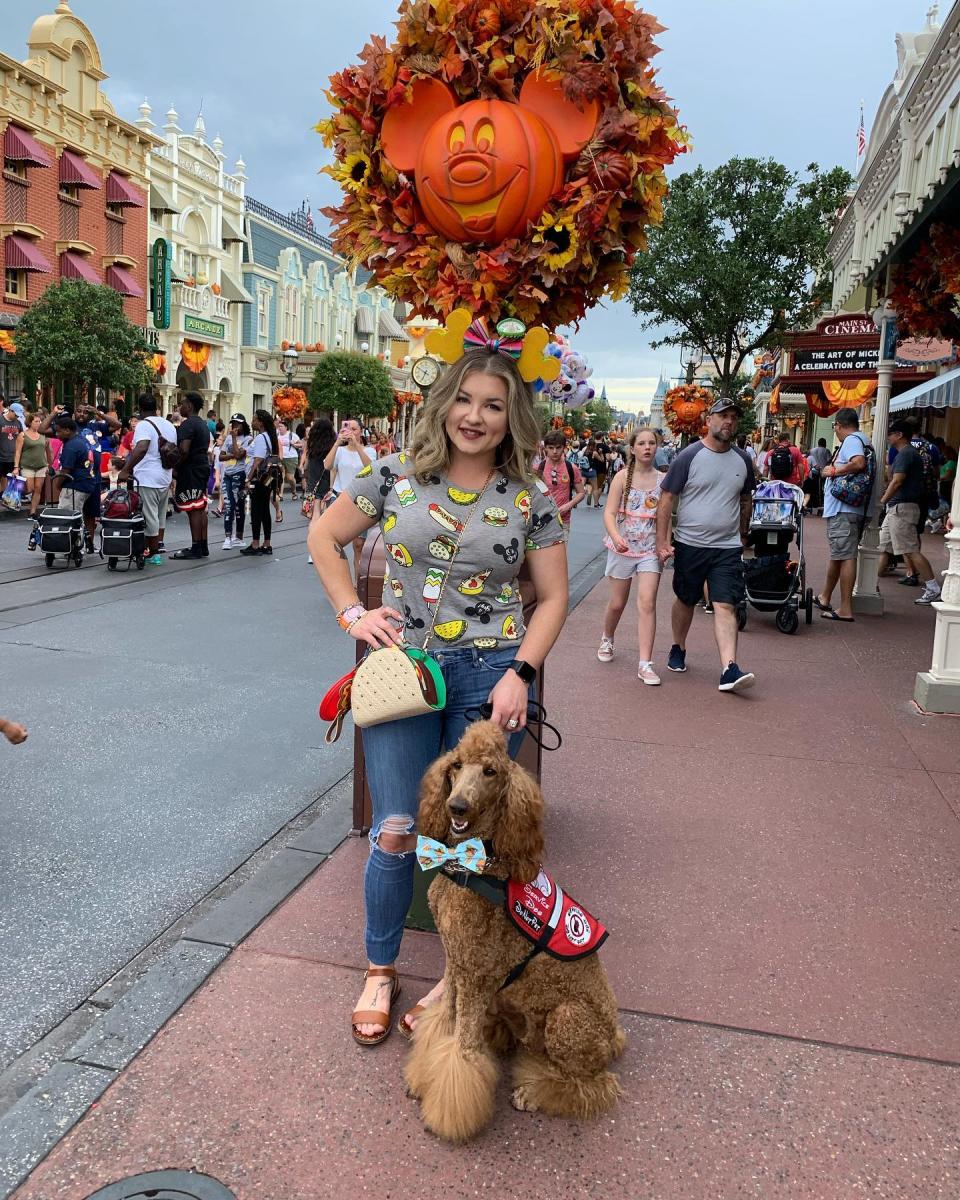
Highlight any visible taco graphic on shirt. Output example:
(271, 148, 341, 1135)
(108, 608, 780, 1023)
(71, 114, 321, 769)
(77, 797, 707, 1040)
(433, 619, 467, 643)
(448, 486, 480, 506)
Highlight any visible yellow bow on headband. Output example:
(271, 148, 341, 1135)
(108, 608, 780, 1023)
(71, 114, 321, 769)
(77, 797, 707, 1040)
(425, 309, 561, 385)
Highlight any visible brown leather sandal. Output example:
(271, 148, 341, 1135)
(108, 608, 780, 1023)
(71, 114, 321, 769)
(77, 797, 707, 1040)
(396, 1003, 426, 1041)
(351, 968, 401, 1046)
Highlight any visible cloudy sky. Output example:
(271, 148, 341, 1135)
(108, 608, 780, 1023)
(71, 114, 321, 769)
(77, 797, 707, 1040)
(6, 0, 937, 411)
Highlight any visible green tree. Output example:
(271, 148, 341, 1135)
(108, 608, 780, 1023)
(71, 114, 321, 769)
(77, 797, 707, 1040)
(13, 279, 151, 398)
(628, 158, 853, 395)
(309, 351, 394, 419)
(583, 395, 613, 435)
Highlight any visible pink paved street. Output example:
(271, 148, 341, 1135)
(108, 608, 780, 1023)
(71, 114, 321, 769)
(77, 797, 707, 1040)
(12, 523, 960, 1200)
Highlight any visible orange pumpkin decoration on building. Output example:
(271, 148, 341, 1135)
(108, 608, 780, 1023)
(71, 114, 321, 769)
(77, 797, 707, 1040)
(380, 75, 598, 246)
(211, 283, 222, 296)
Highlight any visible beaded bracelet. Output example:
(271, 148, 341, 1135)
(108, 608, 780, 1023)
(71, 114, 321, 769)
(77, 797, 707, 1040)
(336, 603, 367, 631)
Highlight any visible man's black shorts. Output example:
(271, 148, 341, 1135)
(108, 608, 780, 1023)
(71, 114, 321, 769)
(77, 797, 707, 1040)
(672, 541, 745, 607)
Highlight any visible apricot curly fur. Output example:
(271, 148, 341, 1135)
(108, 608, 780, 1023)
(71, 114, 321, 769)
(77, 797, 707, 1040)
(407, 720, 624, 1142)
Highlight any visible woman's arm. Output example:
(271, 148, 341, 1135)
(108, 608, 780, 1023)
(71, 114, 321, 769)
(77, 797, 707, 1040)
(487, 542, 568, 729)
(12, 431, 24, 472)
(603, 470, 628, 549)
(306, 493, 402, 647)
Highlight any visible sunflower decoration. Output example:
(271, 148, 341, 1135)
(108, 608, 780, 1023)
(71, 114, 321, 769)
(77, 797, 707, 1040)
(663, 383, 712, 438)
(319, 0, 688, 329)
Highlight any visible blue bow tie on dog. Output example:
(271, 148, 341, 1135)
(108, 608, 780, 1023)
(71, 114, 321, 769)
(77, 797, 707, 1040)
(416, 835, 488, 874)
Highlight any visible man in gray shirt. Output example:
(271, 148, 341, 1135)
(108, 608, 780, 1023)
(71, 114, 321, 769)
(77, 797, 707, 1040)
(656, 396, 756, 692)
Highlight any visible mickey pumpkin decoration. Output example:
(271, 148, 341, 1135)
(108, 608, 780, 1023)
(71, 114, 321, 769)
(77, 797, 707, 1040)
(663, 384, 712, 438)
(319, 0, 687, 329)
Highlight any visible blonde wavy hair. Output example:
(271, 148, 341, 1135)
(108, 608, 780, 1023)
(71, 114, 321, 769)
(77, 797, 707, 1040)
(410, 350, 540, 482)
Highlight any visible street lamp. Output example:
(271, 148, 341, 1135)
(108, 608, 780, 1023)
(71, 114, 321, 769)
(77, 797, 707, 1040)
(361, 341, 370, 354)
(281, 346, 298, 386)
(678, 335, 704, 384)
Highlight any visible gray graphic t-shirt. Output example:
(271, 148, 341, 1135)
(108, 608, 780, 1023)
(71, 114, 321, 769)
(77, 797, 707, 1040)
(345, 452, 564, 648)
(662, 440, 756, 549)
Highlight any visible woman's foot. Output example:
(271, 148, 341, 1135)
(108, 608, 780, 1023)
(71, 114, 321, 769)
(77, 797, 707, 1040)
(239, 544, 261, 556)
(352, 967, 401, 1043)
(397, 978, 444, 1039)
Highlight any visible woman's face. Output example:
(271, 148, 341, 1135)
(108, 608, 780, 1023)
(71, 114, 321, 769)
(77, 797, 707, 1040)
(29, 415, 41, 432)
(633, 432, 657, 464)
(277, 422, 287, 436)
(252, 415, 262, 432)
(444, 370, 509, 462)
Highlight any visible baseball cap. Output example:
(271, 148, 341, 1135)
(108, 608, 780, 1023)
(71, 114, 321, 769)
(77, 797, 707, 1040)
(888, 419, 913, 436)
(707, 395, 741, 416)
(229, 412, 245, 422)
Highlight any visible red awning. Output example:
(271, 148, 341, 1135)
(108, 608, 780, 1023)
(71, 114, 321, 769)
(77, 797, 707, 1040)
(3, 124, 51, 168)
(59, 149, 101, 190)
(5, 234, 52, 273)
(105, 263, 143, 297)
(105, 171, 144, 208)
(60, 251, 100, 284)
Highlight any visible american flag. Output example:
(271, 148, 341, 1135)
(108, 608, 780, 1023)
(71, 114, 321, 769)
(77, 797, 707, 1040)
(857, 105, 866, 160)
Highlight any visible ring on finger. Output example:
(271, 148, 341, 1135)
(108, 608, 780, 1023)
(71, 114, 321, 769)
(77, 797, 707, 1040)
(507, 717, 519, 729)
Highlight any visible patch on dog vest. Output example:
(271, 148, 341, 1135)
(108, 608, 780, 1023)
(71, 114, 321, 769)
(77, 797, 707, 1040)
(506, 869, 607, 960)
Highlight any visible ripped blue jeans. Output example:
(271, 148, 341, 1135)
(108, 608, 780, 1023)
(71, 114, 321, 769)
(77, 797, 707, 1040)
(221, 469, 246, 539)
(360, 645, 532, 965)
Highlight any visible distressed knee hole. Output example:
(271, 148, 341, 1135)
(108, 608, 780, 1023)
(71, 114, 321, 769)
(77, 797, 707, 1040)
(374, 815, 417, 855)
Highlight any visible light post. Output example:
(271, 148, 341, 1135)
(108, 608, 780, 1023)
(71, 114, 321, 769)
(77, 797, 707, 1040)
(678, 335, 704, 385)
(281, 345, 298, 388)
(851, 294, 897, 615)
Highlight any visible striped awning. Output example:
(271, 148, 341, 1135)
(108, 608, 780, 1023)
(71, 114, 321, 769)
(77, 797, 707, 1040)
(222, 212, 245, 243)
(4, 234, 51, 273)
(355, 306, 375, 335)
(59, 149, 100, 190)
(378, 308, 407, 339)
(3, 124, 51, 168)
(219, 270, 253, 304)
(890, 364, 960, 411)
(105, 171, 145, 208)
(105, 263, 143, 297)
(148, 182, 179, 214)
(60, 251, 99, 284)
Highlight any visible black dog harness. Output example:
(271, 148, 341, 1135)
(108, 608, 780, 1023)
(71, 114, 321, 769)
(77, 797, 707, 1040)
(440, 856, 608, 991)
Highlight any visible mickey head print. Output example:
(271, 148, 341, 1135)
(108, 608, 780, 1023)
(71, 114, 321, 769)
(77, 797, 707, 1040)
(378, 465, 400, 496)
(403, 605, 426, 633)
(493, 538, 520, 565)
(465, 599, 494, 625)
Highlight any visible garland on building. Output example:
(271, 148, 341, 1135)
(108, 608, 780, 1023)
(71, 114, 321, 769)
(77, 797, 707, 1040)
(662, 382, 711, 436)
(318, 0, 688, 328)
(888, 221, 960, 341)
(272, 386, 308, 420)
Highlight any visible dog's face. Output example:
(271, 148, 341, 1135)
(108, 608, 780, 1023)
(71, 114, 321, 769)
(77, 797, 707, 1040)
(443, 723, 512, 842)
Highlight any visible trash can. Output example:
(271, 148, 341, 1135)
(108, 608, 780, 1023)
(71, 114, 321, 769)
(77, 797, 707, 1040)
(352, 529, 544, 931)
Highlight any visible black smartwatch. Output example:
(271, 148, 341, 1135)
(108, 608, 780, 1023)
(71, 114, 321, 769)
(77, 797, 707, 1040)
(508, 659, 536, 685)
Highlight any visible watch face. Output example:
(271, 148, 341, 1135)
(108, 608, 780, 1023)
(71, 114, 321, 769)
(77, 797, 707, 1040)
(412, 356, 441, 388)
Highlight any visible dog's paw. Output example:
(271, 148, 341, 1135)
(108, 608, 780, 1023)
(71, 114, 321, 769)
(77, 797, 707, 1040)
(511, 1085, 540, 1113)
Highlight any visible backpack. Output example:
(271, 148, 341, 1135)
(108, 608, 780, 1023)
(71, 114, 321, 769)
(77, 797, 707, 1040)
(102, 487, 142, 519)
(910, 436, 940, 509)
(829, 434, 876, 509)
(538, 458, 573, 492)
(769, 446, 794, 480)
(147, 419, 180, 470)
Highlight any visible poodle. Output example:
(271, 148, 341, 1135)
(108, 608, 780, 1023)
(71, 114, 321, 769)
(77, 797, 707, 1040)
(404, 720, 625, 1143)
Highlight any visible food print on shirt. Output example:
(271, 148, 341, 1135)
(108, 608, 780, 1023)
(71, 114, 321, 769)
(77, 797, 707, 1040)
(346, 452, 563, 648)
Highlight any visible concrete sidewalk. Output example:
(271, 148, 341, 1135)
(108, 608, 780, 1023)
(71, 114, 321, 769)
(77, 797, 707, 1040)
(7, 520, 960, 1199)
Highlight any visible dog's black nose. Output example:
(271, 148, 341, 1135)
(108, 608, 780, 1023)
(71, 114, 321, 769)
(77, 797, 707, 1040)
(448, 800, 468, 817)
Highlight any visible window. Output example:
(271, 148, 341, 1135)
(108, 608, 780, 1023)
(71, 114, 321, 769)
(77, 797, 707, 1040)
(106, 201, 124, 218)
(4, 268, 25, 299)
(3, 159, 27, 181)
(257, 288, 269, 347)
(253, 393, 265, 406)
(284, 285, 300, 344)
(180, 249, 200, 282)
(58, 182, 79, 201)
(312, 298, 323, 347)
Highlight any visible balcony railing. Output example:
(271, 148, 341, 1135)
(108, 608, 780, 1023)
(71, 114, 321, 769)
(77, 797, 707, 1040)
(59, 197, 80, 240)
(171, 282, 230, 319)
(244, 195, 334, 251)
(105, 211, 125, 256)
(3, 174, 28, 223)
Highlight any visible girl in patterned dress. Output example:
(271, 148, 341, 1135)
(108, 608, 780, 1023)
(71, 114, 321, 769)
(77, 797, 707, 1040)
(597, 429, 666, 684)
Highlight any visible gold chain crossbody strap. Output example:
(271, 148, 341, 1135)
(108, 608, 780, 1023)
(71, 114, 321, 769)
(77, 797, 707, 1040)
(420, 469, 495, 652)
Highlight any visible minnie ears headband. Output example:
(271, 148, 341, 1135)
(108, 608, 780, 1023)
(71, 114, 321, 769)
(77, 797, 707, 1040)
(424, 309, 562, 387)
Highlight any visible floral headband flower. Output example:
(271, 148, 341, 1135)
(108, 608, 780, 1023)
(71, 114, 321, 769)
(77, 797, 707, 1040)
(424, 309, 562, 388)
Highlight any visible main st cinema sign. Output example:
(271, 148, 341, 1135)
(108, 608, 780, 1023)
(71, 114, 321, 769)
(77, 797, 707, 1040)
(790, 315, 879, 376)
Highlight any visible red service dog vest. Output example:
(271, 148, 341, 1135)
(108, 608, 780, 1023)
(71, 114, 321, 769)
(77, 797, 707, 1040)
(506, 869, 607, 960)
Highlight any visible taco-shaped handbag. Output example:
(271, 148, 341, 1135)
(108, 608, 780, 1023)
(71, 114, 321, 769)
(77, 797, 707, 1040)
(351, 645, 447, 728)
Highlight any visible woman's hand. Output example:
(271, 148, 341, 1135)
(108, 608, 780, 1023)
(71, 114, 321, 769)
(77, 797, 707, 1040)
(349, 605, 404, 649)
(487, 669, 530, 732)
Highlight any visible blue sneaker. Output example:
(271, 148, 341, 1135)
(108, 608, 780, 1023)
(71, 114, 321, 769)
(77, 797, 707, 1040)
(667, 644, 687, 673)
(719, 662, 755, 692)
(145, 554, 164, 566)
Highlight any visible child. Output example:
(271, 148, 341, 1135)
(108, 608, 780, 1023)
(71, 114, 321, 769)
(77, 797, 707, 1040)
(597, 428, 665, 684)
(538, 430, 586, 525)
(1, 717, 27, 744)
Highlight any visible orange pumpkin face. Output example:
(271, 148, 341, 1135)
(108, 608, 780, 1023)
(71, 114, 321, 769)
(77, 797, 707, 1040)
(381, 75, 598, 248)
(674, 399, 704, 424)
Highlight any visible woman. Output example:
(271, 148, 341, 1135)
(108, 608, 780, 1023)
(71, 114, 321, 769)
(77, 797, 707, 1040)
(308, 346, 569, 1045)
(756, 437, 776, 479)
(13, 411, 52, 520)
(303, 417, 336, 564)
(275, 419, 302, 519)
(597, 429, 665, 683)
(219, 414, 251, 549)
(587, 439, 606, 506)
(240, 410, 280, 556)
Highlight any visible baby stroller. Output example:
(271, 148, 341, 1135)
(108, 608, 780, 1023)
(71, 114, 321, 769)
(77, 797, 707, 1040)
(737, 482, 813, 635)
(33, 506, 86, 570)
(99, 482, 145, 571)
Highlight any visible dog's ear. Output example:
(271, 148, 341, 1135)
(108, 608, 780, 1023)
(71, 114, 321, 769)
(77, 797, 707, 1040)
(492, 762, 544, 883)
(417, 751, 454, 842)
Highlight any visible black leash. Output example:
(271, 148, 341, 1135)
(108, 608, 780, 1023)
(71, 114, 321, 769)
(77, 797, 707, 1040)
(438, 865, 541, 991)
(466, 699, 562, 751)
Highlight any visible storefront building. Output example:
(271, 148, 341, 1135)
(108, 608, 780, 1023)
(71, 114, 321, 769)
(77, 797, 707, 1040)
(135, 102, 250, 419)
(0, 0, 159, 397)
(240, 197, 408, 411)
(825, 1, 960, 710)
